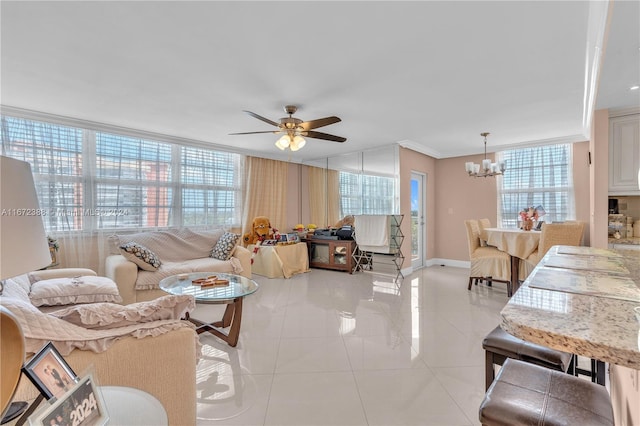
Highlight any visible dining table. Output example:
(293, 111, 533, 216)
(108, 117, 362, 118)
(484, 227, 541, 294)
(500, 245, 640, 386)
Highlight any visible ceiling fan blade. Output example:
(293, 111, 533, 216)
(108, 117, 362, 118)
(243, 110, 280, 127)
(300, 116, 342, 131)
(304, 130, 347, 143)
(229, 130, 280, 135)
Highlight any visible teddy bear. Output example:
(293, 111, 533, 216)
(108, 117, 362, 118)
(242, 216, 275, 246)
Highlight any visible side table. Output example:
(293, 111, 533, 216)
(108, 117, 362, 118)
(101, 386, 167, 425)
(17, 386, 167, 426)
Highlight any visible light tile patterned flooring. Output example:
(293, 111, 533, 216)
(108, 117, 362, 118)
(194, 266, 509, 426)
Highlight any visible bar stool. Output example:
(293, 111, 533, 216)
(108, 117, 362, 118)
(483, 326, 574, 390)
(479, 358, 614, 426)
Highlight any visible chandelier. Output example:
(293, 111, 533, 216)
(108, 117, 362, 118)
(465, 132, 506, 177)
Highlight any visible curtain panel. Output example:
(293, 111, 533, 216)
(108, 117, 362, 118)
(242, 156, 288, 235)
(307, 166, 339, 228)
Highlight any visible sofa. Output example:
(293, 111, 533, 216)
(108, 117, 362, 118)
(105, 228, 251, 305)
(0, 268, 199, 426)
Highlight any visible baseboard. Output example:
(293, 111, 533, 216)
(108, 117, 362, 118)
(426, 258, 470, 269)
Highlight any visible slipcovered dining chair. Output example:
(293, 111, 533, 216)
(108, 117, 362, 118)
(477, 218, 492, 246)
(464, 219, 512, 295)
(519, 221, 585, 280)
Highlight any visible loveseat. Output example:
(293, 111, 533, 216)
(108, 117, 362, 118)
(105, 228, 251, 305)
(0, 268, 199, 426)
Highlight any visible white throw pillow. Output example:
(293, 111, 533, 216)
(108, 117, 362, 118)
(29, 276, 122, 307)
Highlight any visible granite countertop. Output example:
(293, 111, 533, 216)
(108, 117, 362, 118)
(609, 236, 640, 245)
(501, 245, 640, 369)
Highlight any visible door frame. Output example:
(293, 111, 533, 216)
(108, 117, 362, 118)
(410, 171, 426, 269)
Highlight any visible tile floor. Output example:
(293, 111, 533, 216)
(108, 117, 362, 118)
(193, 266, 510, 426)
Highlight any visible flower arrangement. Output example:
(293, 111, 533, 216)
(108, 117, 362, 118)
(519, 207, 539, 223)
(519, 206, 545, 230)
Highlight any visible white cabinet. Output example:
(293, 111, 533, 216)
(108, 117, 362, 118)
(609, 114, 640, 195)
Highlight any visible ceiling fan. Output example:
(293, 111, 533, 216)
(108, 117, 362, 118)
(230, 105, 346, 151)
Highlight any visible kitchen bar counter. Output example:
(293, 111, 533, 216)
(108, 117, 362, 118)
(500, 245, 640, 370)
(608, 236, 640, 245)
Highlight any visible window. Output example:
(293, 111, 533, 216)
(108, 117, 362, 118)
(339, 171, 396, 216)
(1, 116, 243, 232)
(497, 144, 574, 228)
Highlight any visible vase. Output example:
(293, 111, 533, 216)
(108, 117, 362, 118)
(522, 219, 533, 231)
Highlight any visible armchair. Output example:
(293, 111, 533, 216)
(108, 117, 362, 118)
(1, 268, 199, 426)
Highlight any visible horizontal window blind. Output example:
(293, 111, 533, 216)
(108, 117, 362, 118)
(181, 147, 241, 227)
(339, 171, 395, 216)
(497, 144, 574, 228)
(1, 115, 243, 232)
(1, 117, 85, 231)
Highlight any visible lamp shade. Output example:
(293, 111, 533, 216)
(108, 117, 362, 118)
(0, 156, 51, 279)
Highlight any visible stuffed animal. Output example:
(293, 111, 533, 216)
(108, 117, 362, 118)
(242, 216, 274, 246)
(333, 215, 355, 229)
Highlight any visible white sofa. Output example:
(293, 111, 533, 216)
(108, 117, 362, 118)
(1, 268, 199, 426)
(105, 228, 251, 305)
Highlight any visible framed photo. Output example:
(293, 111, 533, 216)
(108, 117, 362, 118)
(278, 234, 288, 243)
(30, 373, 108, 426)
(22, 342, 78, 400)
(286, 233, 299, 243)
(262, 239, 277, 246)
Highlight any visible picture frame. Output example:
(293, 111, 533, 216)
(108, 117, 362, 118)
(22, 342, 78, 400)
(30, 373, 108, 426)
(278, 234, 288, 243)
(286, 233, 299, 243)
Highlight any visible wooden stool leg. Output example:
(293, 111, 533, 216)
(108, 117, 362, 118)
(485, 351, 495, 391)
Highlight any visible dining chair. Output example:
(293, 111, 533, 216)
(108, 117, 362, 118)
(477, 218, 492, 246)
(519, 221, 585, 280)
(464, 219, 512, 295)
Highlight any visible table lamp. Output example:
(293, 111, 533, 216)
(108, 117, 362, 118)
(0, 156, 53, 423)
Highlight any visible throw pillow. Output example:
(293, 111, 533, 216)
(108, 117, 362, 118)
(120, 241, 161, 271)
(210, 232, 240, 261)
(29, 276, 122, 307)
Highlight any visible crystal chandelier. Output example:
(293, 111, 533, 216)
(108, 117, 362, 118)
(464, 132, 506, 177)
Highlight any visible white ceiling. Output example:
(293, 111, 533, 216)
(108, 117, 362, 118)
(1, 1, 638, 163)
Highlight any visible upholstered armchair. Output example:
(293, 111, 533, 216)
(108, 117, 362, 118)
(0, 269, 199, 425)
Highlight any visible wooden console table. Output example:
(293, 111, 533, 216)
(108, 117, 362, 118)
(303, 238, 356, 273)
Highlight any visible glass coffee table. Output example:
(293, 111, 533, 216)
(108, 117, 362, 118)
(159, 272, 259, 347)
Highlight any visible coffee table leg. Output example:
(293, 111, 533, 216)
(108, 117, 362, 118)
(210, 297, 243, 347)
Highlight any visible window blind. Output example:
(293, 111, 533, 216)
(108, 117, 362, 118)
(1, 117, 85, 231)
(1, 115, 243, 232)
(339, 171, 395, 216)
(497, 144, 574, 228)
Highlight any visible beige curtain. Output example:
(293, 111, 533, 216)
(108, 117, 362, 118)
(242, 156, 288, 235)
(308, 166, 340, 228)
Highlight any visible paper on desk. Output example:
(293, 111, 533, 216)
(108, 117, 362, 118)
(543, 254, 629, 274)
(528, 267, 640, 302)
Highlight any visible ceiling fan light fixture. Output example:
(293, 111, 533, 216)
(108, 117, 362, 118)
(294, 135, 306, 149)
(275, 135, 290, 150)
(230, 105, 346, 151)
(289, 135, 306, 152)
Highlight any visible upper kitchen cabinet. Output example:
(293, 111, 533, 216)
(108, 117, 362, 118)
(609, 113, 640, 195)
